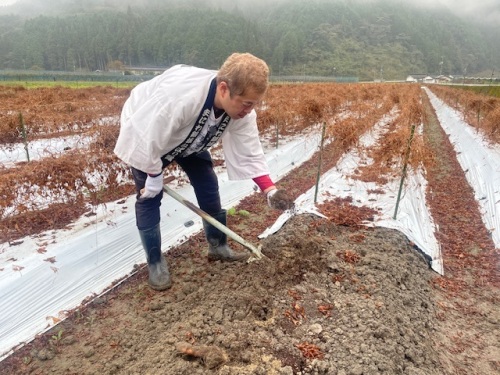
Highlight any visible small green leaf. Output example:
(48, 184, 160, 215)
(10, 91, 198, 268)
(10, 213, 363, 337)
(238, 209, 250, 217)
(227, 207, 237, 216)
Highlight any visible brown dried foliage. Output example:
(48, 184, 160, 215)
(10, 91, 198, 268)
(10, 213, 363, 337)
(0, 85, 129, 143)
(317, 303, 334, 317)
(1, 82, 492, 246)
(355, 85, 433, 184)
(175, 342, 228, 369)
(338, 249, 361, 264)
(318, 197, 378, 227)
(295, 342, 324, 360)
(284, 301, 307, 326)
(429, 85, 500, 144)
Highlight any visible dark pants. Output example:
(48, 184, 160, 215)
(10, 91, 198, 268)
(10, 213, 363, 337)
(131, 151, 222, 231)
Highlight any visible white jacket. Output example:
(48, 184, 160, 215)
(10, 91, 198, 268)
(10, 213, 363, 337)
(114, 65, 270, 180)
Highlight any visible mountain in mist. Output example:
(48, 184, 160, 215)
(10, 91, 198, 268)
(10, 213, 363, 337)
(0, 0, 498, 79)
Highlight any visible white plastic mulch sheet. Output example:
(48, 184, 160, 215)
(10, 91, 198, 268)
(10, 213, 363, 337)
(2, 90, 500, 359)
(0, 134, 93, 167)
(0, 131, 322, 359)
(424, 87, 500, 247)
(259, 109, 444, 274)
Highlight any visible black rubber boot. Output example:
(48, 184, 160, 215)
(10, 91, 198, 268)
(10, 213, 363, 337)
(139, 224, 172, 290)
(203, 210, 249, 262)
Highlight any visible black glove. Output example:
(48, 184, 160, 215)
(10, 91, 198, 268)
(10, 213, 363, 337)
(266, 189, 295, 210)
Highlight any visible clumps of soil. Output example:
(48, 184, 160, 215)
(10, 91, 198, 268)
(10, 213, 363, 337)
(255, 215, 440, 374)
(175, 342, 228, 369)
(6, 214, 440, 375)
(268, 189, 295, 211)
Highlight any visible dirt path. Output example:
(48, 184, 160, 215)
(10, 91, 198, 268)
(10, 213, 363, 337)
(2, 90, 500, 375)
(422, 93, 500, 375)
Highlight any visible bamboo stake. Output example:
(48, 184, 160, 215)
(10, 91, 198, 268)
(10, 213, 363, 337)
(19, 113, 30, 162)
(393, 123, 416, 220)
(314, 121, 327, 203)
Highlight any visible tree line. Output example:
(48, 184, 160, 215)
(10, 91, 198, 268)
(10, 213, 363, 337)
(0, 0, 498, 80)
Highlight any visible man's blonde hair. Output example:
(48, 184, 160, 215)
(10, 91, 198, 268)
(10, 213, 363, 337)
(217, 53, 269, 97)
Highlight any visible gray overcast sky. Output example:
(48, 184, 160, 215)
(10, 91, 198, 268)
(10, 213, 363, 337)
(0, 0, 498, 12)
(357, 0, 500, 23)
(0, 0, 499, 23)
(414, 0, 500, 22)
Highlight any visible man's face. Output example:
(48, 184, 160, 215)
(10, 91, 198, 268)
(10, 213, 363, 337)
(219, 82, 263, 119)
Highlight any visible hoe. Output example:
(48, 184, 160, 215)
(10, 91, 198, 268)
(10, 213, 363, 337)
(162, 184, 265, 262)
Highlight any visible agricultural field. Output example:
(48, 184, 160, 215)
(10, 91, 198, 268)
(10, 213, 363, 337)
(456, 84, 500, 98)
(0, 82, 499, 374)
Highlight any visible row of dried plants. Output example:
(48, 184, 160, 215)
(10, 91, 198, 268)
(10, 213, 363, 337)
(0, 85, 130, 143)
(0, 83, 448, 244)
(0, 124, 133, 243)
(353, 84, 434, 184)
(428, 85, 500, 145)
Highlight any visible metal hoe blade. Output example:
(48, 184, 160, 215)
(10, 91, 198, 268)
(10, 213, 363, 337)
(163, 185, 265, 261)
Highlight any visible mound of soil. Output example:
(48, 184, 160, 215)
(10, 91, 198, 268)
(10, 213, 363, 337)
(4, 214, 441, 375)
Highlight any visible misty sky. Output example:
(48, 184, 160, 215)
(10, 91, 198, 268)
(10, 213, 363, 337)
(0, 0, 18, 5)
(423, 0, 500, 22)
(0, 0, 499, 23)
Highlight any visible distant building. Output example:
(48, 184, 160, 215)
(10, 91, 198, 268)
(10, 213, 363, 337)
(435, 75, 452, 83)
(406, 74, 452, 84)
(406, 74, 427, 83)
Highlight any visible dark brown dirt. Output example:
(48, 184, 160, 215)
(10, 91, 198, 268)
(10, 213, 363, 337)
(1, 87, 499, 375)
(3, 214, 440, 375)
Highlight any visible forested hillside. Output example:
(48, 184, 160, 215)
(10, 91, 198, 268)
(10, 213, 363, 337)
(0, 0, 498, 80)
